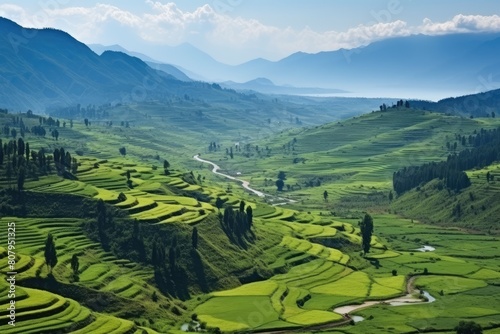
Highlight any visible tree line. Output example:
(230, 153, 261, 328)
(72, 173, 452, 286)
(0, 137, 78, 190)
(393, 127, 500, 195)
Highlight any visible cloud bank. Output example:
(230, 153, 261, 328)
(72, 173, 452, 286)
(1, 2, 500, 64)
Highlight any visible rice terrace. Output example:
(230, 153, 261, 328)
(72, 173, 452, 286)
(1, 2, 500, 334)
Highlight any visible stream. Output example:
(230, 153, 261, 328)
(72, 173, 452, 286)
(193, 153, 437, 327)
(333, 247, 437, 322)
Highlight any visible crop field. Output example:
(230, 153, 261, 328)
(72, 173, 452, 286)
(193, 214, 500, 333)
(0, 280, 149, 334)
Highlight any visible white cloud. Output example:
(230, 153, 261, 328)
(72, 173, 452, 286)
(0, 4, 30, 26)
(420, 14, 500, 35)
(1, 3, 500, 64)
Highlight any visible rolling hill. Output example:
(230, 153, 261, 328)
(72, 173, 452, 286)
(411, 88, 500, 117)
(198, 103, 500, 231)
(0, 107, 499, 333)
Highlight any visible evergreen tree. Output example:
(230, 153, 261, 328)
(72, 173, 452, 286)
(163, 159, 170, 174)
(169, 246, 176, 271)
(276, 179, 284, 191)
(359, 214, 374, 254)
(71, 254, 79, 276)
(17, 167, 25, 191)
(246, 206, 253, 228)
(44, 233, 58, 273)
(239, 200, 245, 213)
(96, 199, 109, 250)
(323, 190, 328, 201)
(0, 139, 3, 165)
(17, 138, 25, 157)
(192, 227, 198, 249)
(455, 320, 482, 334)
(215, 197, 224, 211)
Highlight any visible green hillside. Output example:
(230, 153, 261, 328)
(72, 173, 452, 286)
(199, 107, 500, 212)
(0, 103, 499, 334)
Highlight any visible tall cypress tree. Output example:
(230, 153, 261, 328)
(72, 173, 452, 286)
(359, 214, 374, 254)
(192, 227, 199, 249)
(44, 233, 58, 273)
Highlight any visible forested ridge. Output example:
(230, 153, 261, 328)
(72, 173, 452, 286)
(393, 127, 500, 195)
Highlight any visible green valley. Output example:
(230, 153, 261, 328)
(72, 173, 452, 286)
(0, 100, 499, 334)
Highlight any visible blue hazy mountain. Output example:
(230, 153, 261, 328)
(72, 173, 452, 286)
(115, 33, 500, 99)
(220, 77, 347, 95)
(232, 33, 500, 98)
(88, 44, 192, 82)
(143, 33, 500, 99)
(0, 18, 191, 110)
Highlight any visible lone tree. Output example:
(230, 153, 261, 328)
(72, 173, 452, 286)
(44, 233, 58, 274)
(323, 190, 328, 202)
(359, 213, 374, 254)
(71, 254, 79, 277)
(455, 321, 482, 334)
(246, 206, 253, 227)
(276, 179, 285, 191)
(163, 159, 170, 175)
(192, 227, 198, 249)
(119, 147, 127, 156)
(215, 197, 224, 211)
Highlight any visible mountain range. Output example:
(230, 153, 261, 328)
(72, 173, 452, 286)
(93, 33, 500, 100)
(0, 18, 245, 111)
(2, 16, 500, 111)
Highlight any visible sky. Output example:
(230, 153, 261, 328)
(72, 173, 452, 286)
(1, 0, 500, 65)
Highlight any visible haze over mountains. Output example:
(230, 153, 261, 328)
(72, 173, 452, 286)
(91, 33, 500, 100)
(2, 16, 500, 111)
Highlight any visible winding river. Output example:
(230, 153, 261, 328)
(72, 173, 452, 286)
(194, 154, 296, 205)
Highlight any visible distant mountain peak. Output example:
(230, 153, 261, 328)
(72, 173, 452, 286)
(247, 77, 275, 86)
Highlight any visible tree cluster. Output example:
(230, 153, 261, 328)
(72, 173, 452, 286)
(393, 128, 500, 195)
(220, 201, 253, 246)
(0, 138, 64, 190)
(393, 162, 471, 195)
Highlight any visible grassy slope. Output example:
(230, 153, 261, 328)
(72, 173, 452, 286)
(0, 106, 499, 333)
(392, 163, 500, 233)
(197, 108, 500, 212)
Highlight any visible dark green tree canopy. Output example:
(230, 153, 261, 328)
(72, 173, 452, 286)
(359, 213, 374, 254)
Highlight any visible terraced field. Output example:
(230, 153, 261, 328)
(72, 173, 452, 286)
(0, 216, 162, 302)
(0, 250, 156, 334)
(198, 109, 500, 209)
(193, 215, 500, 333)
(1, 109, 499, 333)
